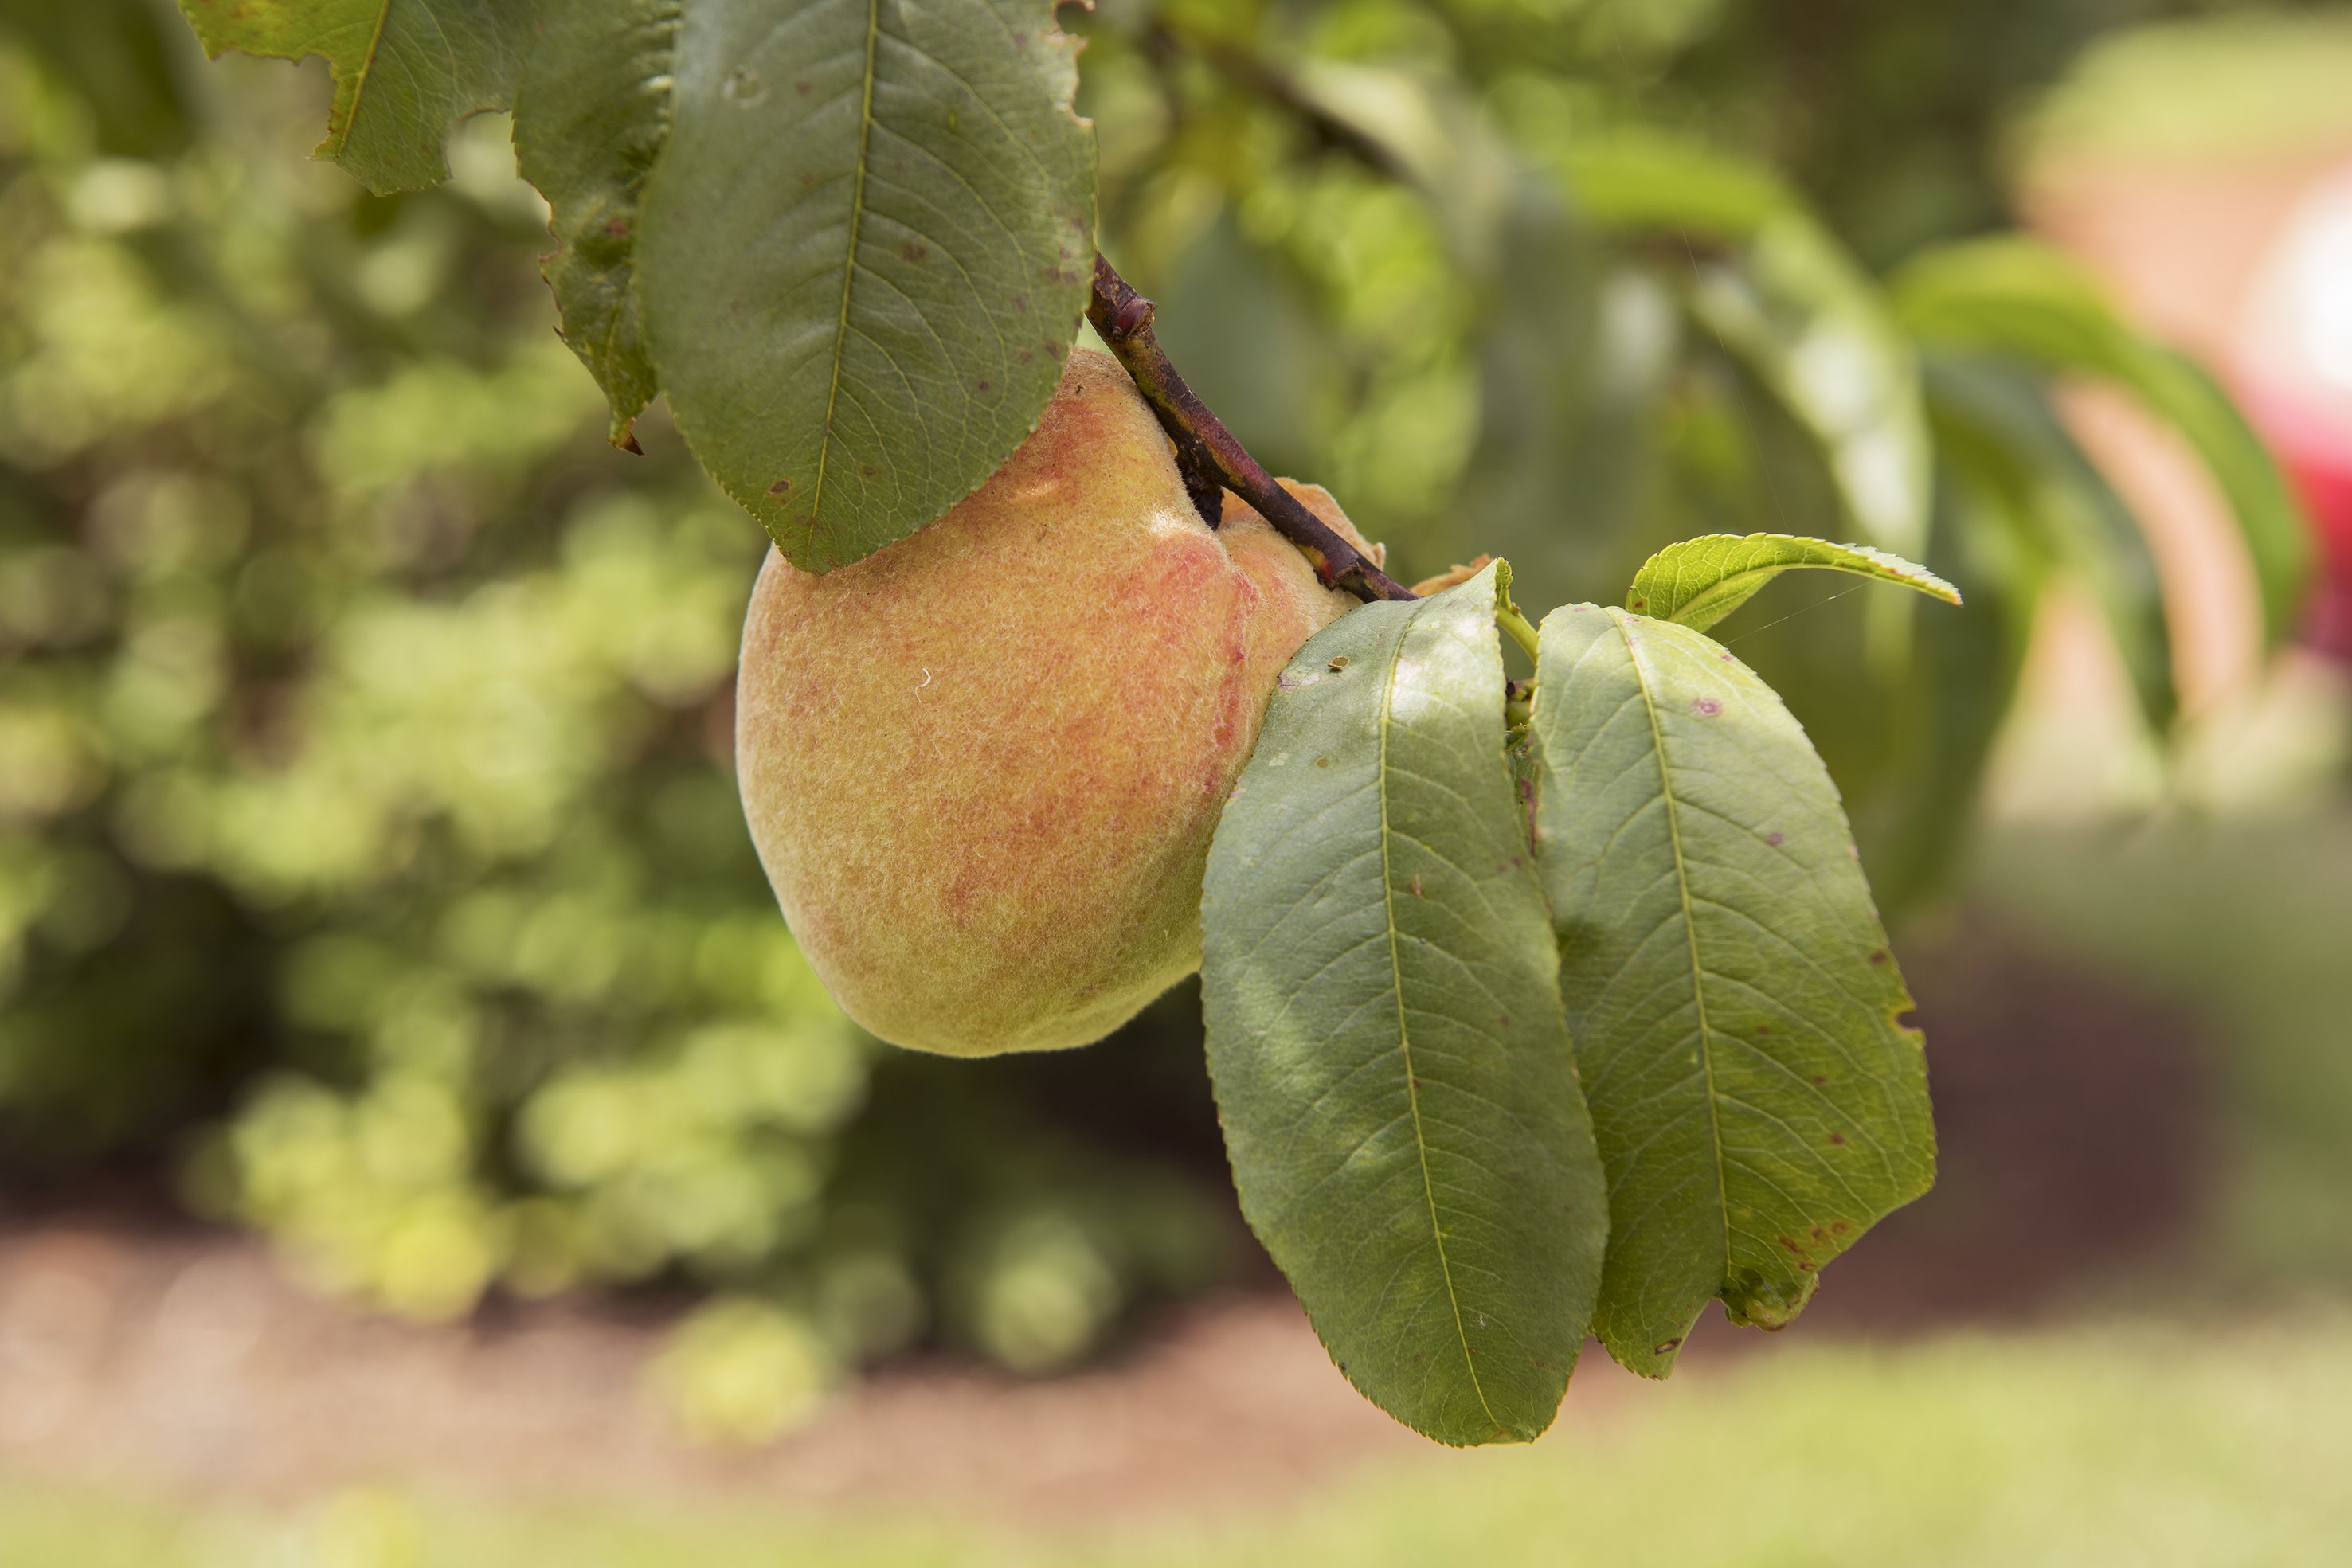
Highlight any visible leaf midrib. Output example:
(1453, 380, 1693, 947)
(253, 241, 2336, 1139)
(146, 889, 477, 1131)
(809, 0, 883, 530)
(1376, 606, 1501, 1435)
(1611, 608, 1733, 1287)
(336, 0, 399, 157)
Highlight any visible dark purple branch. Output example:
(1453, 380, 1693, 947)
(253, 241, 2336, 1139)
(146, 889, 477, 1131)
(1086, 254, 1418, 604)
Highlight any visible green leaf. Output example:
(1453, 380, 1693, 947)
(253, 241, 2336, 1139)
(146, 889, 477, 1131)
(174, 0, 523, 194)
(634, 0, 1096, 570)
(511, 0, 676, 448)
(1685, 215, 1933, 566)
(1894, 237, 2311, 647)
(1202, 564, 1609, 1446)
(1925, 354, 2177, 736)
(1626, 532, 1960, 635)
(176, 0, 1101, 570)
(1560, 131, 1798, 244)
(1529, 604, 1934, 1378)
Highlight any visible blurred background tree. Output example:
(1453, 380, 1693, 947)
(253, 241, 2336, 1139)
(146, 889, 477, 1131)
(3, 0, 2346, 1443)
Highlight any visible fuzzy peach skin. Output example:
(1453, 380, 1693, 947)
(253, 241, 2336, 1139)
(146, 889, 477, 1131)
(734, 349, 1379, 1057)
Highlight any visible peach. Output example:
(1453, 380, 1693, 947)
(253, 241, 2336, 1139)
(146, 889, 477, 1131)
(735, 349, 1376, 1055)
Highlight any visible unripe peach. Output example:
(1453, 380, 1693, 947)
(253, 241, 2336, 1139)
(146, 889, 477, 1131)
(735, 349, 1376, 1055)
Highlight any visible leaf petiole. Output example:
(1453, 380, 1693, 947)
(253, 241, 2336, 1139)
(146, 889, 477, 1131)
(1497, 601, 1543, 664)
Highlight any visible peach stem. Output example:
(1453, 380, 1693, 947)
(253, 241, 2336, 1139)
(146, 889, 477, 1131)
(1087, 253, 1419, 604)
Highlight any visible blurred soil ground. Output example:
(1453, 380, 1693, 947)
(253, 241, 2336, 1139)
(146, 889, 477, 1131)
(0, 923, 2213, 1527)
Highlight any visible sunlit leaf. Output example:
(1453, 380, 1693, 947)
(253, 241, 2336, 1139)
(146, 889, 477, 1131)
(1626, 532, 1959, 635)
(1529, 604, 1934, 1378)
(1688, 217, 1933, 565)
(174, 0, 523, 194)
(1894, 237, 2310, 647)
(634, 0, 1097, 570)
(1559, 131, 1797, 243)
(1860, 485, 2047, 915)
(1203, 564, 1609, 1445)
(1926, 354, 2177, 736)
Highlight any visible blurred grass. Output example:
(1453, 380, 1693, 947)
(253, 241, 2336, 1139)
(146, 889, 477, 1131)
(7, 1314, 2350, 1567)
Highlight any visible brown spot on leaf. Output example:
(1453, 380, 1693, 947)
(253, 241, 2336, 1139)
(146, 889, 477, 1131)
(1830, 1220, 1849, 1234)
(1869, 948, 1890, 965)
(795, 80, 812, 96)
(1691, 697, 1723, 717)
(1829, 1132, 1847, 1145)
(1653, 1337, 1683, 1355)
(898, 241, 928, 264)
(973, 377, 993, 394)
(766, 478, 794, 495)
(1313, 756, 1330, 768)
(1408, 874, 1423, 897)
(1765, 831, 1785, 847)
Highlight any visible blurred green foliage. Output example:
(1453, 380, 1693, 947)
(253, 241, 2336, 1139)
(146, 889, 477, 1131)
(0, 0, 2321, 1437)
(0, 1, 1235, 1428)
